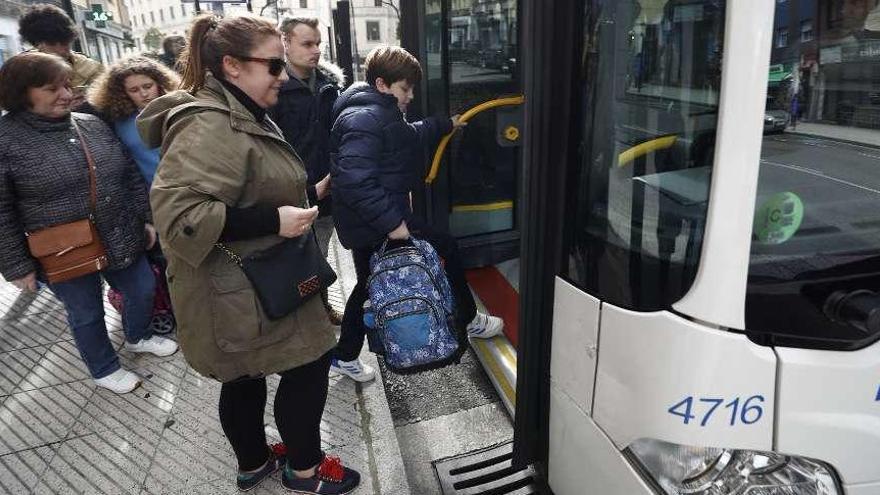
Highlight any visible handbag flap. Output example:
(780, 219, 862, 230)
(27, 219, 94, 258)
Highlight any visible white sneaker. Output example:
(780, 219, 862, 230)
(330, 358, 376, 382)
(467, 312, 504, 339)
(124, 335, 178, 357)
(94, 368, 141, 394)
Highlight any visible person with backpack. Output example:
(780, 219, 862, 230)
(329, 45, 504, 376)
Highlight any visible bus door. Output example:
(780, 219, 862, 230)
(516, 0, 880, 493)
(403, 0, 522, 269)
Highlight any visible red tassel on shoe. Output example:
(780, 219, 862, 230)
(271, 443, 287, 457)
(317, 455, 344, 483)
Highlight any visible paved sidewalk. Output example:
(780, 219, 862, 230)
(0, 233, 409, 495)
(789, 122, 880, 147)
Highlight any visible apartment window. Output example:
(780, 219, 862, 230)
(775, 28, 788, 48)
(800, 19, 813, 42)
(374, 0, 382, 6)
(169, 6, 175, 18)
(150, 11, 155, 23)
(132, 16, 137, 27)
(181, 4, 186, 16)
(141, 13, 146, 25)
(159, 9, 164, 21)
(300, 0, 307, 6)
(366, 21, 381, 41)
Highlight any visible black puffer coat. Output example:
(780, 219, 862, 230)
(0, 111, 150, 281)
(329, 83, 452, 250)
(269, 61, 345, 186)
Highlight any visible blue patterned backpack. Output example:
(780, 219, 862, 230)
(367, 238, 464, 373)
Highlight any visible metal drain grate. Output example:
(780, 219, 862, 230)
(434, 442, 540, 495)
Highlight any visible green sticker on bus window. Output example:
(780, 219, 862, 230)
(753, 192, 804, 245)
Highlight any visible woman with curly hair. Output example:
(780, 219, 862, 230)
(88, 56, 180, 187)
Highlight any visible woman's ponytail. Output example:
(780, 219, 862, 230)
(179, 15, 218, 91)
(178, 14, 280, 92)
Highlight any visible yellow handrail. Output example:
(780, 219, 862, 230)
(617, 135, 678, 167)
(425, 95, 525, 184)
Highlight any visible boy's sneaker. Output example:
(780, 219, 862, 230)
(466, 312, 504, 339)
(330, 358, 375, 382)
(236, 443, 285, 492)
(94, 368, 141, 394)
(124, 335, 178, 357)
(281, 455, 360, 494)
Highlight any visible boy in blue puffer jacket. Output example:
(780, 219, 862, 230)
(328, 45, 504, 380)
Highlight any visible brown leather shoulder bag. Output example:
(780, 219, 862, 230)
(26, 120, 108, 284)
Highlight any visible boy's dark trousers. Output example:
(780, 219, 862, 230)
(333, 219, 478, 362)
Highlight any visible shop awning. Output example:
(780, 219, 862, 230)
(768, 64, 793, 86)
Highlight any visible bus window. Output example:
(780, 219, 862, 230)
(563, 0, 725, 310)
(746, 0, 880, 351)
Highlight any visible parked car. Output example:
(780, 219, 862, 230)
(763, 109, 789, 133)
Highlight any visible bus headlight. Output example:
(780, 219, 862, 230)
(627, 438, 841, 494)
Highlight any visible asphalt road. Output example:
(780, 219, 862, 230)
(757, 132, 880, 258)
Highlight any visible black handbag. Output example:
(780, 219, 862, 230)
(216, 230, 337, 320)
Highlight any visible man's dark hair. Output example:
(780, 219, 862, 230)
(0, 52, 72, 113)
(364, 45, 422, 87)
(18, 4, 78, 46)
(162, 35, 186, 55)
(278, 16, 320, 36)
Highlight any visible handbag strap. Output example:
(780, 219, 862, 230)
(71, 120, 98, 215)
(216, 242, 244, 267)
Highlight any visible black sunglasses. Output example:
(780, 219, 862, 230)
(236, 56, 286, 76)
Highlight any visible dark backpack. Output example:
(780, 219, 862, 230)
(366, 238, 465, 373)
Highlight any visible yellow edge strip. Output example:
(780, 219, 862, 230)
(426, 95, 525, 184)
(451, 200, 514, 213)
(617, 135, 678, 167)
(472, 338, 516, 408)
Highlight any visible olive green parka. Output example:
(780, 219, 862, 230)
(138, 74, 336, 382)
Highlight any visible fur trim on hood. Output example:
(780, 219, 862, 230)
(316, 60, 345, 88)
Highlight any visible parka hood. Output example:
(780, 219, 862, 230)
(137, 89, 199, 149)
(332, 82, 398, 122)
(317, 60, 346, 88)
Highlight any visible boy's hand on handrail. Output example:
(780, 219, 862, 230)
(388, 220, 410, 240)
(451, 114, 467, 129)
(278, 205, 319, 238)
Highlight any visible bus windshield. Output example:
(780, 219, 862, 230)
(746, 0, 880, 350)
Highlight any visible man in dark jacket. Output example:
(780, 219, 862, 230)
(329, 46, 504, 380)
(270, 17, 347, 325)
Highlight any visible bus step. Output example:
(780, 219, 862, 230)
(434, 442, 539, 495)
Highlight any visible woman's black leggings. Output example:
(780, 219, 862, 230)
(218, 352, 332, 471)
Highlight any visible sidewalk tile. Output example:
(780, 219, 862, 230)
(0, 381, 93, 456)
(0, 310, 70, 353)
(33, 424, 160, 495)
(0, 446, 54, 494)
(16, 340, 91, 393)
(0, 347, 45, 397)
(70, 383, 176, 437)
(0, 287, 64, 318)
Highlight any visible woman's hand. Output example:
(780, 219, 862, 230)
(451, 114, 467, 129)
(145, 223, 157, 250)
(278, 205, 319, 238)
(11, 272, 37, 292)
(315, 174, 331, 201)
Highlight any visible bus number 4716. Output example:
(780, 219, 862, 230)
(668, 395, 765, 427)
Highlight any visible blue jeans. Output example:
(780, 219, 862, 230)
(49, 255, 155, 379)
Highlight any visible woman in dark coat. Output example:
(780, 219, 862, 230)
(0, 52, 178, 395)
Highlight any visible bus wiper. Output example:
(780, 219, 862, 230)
(823, 290, 880, 336)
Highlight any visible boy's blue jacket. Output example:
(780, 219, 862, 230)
(329, 82, 453, 249)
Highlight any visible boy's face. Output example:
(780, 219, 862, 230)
(376, 77, 414, 114)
